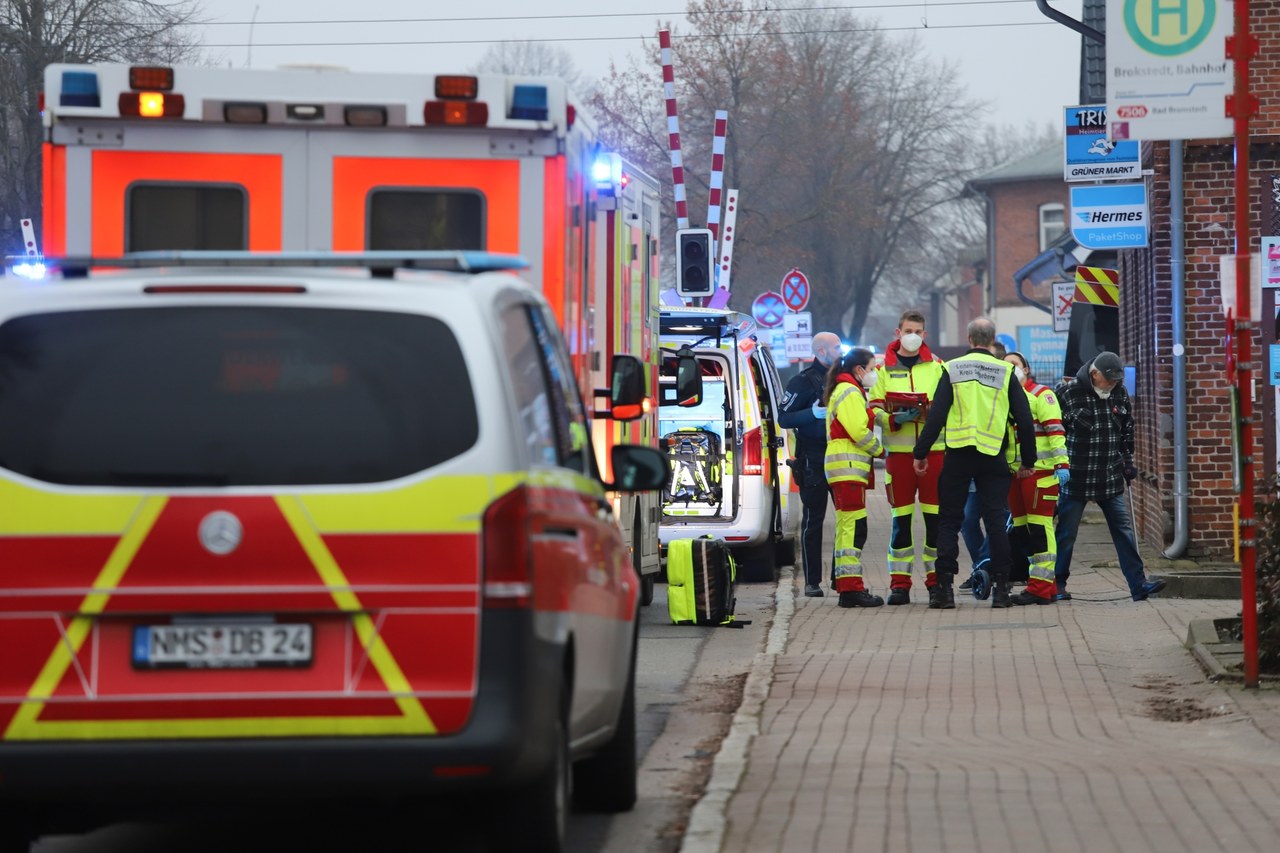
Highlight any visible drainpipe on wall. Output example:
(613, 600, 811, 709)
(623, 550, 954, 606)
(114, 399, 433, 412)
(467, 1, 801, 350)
(1163, 140, 1189, 559)
(971, 185, 997, 315)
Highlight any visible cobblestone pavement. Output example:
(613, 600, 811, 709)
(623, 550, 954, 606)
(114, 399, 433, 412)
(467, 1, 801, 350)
(715, 491, 1280, 853)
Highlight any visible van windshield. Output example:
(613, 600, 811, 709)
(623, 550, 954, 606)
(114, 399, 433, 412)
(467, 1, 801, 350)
(0, 307, 478, 487)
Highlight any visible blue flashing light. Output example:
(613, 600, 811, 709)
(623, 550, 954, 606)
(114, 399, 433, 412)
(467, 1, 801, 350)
(593, 152, 622, 196)
(509, 85, 548, 120)
(60, 71, 101, 108)
(11, 261, 47, 280)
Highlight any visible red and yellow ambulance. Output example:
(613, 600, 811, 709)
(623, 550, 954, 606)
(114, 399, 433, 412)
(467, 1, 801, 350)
(39, 61, 664, 598)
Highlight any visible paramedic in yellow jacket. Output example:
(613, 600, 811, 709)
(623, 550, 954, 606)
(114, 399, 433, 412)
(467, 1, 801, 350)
(1003, 351, 1070, 605)
(824, 347, 886, 608)
(868, 308, 946, 605)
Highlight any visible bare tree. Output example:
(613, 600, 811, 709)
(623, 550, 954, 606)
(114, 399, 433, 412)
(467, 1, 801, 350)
(469, 41, 589, 96)
(0, 0, 204, 253)
(590, 0, 1002, 342)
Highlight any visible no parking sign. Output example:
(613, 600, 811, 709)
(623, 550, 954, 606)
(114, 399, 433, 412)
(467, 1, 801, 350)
(780, 269, 810, 312)
(752, 291, 787, 328)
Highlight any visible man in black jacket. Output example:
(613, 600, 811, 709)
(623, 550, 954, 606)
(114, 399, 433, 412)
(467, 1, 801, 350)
(912, 318, 1037, 609)
(1054, 352, 1166, 602)
(778, 332, 843, 597)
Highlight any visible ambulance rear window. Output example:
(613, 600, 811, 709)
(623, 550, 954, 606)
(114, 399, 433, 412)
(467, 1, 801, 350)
(0, 307, 478, 487)
(127, 183, 248, 251)
(367, 189, 484, 250)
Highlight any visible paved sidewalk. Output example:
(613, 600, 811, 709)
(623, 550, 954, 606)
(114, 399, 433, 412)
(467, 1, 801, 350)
(712, 491, 1280, 852)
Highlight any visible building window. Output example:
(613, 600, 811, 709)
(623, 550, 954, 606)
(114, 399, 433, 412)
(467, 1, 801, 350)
(1039, 203, 1065, 250)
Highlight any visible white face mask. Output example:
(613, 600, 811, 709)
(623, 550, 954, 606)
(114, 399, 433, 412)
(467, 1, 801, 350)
(860, 369, 879, 390)
(1094, 384, 1112, 400)
(899, 332, 923, 353)
(1014, 367, 1026, 383)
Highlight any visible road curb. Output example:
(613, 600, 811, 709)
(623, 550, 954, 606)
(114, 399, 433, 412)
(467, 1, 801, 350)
(679, 566, 795, 852)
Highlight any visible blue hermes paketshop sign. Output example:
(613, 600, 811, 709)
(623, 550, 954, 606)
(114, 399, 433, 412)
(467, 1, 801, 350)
(1070, 183, 1149, 249)
(1063, 105, 1141, 182)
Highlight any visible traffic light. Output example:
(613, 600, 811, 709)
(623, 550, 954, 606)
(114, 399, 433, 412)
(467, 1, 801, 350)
(675, 228, 714, 298)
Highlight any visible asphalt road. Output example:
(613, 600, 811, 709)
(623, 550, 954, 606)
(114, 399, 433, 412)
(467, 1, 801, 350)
(28, 571, 782, 852)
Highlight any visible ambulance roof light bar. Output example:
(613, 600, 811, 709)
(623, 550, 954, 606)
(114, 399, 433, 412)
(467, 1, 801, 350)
(8, 251, 530, 279)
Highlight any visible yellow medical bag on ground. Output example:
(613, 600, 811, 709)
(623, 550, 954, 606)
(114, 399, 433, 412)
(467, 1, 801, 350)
(666, 536, 742, 627)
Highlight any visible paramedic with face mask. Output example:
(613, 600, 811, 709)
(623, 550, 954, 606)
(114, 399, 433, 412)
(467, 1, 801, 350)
(824, 347, 886, 608)
(779, 332, 845, 597)
(1053, 352, 1166, 602)
(868, 309, 946, 605)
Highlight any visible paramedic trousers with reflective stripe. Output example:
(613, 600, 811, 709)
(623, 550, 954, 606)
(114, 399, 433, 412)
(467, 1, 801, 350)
(885, 450, 943, 590)
(830, 480, 869, 593)
(934, 447, 1012, 585)
(1008, 474, 1059, 600)
(797, 454, 831, 589)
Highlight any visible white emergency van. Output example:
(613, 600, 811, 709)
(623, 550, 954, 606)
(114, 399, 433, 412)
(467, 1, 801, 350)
(657, 308, 796, 581)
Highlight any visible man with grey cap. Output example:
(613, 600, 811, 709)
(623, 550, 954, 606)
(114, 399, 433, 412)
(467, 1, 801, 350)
(1054, 352, 1166, 601)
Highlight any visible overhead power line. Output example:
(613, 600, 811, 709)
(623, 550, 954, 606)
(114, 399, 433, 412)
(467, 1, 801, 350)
(197, 1, 1052, 27)
(199, 20, 1062, 49)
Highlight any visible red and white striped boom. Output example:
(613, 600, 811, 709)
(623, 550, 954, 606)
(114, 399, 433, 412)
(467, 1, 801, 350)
(659, 30, 689, 230)
(707, 110, 728, 241)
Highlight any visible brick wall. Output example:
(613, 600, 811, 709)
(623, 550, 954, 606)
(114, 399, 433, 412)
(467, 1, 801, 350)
(1119, 1, 1280, 559)
(989, 181, 1072, 307)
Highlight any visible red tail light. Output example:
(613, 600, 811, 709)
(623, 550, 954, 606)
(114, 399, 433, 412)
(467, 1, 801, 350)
(424, 100, 489, 126)
(482, 486, 532, 608)
(743, 426, 763, 476)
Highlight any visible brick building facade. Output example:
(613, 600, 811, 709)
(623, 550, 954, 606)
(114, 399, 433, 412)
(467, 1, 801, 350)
(1120, 2, 1280, 559)
(964, 146, 1074, 379)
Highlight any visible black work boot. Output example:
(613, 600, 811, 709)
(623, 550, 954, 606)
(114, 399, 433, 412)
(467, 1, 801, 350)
(838, 590, 885, 608)
(886, 588, 910, 606)
(929, 582, 955, 610)
(991, 582, 1012, 608)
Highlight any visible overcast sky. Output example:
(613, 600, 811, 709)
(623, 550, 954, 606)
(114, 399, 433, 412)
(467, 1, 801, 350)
(192, 0, 1085, 135)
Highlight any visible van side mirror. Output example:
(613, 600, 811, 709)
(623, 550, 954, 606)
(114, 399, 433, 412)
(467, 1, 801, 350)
(604, 444, 669, 492)
(608, 354, 649, 421)
(675, 346, 703, 407)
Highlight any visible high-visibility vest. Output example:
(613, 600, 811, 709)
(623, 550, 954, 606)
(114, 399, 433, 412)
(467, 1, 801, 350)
(825, 378, 882, 485)
(868, 353, 946, 453)
(1006, 382, 1070, 471)
(945, 353, 1012, 457)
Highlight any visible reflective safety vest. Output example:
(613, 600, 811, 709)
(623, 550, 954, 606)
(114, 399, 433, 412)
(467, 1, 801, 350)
(868, 348, 946, 453)
(825, 377, 883, 485)
(1006, 382, 1070, 471)
(945, 354, 1012, 457)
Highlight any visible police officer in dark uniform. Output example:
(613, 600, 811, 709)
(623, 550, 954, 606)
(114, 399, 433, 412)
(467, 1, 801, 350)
(778, 332, 844, 597)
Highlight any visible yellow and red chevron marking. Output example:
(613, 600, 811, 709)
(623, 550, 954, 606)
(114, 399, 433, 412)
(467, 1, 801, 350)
(0, 475, 502, 742)
(1074, 266, 1120, 306)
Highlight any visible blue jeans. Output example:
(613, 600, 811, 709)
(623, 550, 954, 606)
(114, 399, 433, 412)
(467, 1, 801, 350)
(1055, 490, 1147, 598)
(961, 484, 989, 567)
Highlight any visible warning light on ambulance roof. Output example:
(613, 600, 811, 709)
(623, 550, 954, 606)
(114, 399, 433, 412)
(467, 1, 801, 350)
(59, 71, 100, 108)
(592, 152, 622, 196)
(129, 66, 174, 91)
(344, 105, 387, 127)
(435, 76, 478, 100)
(139, 92, 165, 118)
(423, 100, 488, 126)
(509, 85, 548, 121)
(118, 92, 185, 119)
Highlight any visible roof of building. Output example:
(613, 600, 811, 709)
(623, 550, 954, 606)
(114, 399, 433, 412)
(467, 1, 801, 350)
(965, 141, 1061, 191)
